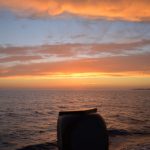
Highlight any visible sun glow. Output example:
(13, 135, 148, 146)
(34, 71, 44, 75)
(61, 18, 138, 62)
(41, 72, 107, 79)
(0, 72, 150, 89)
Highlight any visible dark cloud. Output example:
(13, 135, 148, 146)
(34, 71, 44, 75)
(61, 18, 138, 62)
(36, 40, 150, 60)
(0, 55, 42, 63)
(1, 39, 149, 58)
(0, 46, 32, 55)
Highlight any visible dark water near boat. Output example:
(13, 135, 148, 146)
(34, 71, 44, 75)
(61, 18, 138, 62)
(0, 89, 150, 150)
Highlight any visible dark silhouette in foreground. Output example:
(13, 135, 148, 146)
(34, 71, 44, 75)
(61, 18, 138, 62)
(18, 108, 108, 150)
(57, 108, 108, 150)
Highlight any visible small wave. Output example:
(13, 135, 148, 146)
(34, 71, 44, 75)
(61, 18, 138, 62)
(114, 115, 148, 124)
(108, 129, 150, 136)
(33, 111, 46, 116)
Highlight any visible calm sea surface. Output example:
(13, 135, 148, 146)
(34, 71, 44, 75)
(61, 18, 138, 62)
(0, 89, 150, 150)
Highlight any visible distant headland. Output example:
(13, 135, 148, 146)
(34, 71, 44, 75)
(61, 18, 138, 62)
(133, 88, 150, 90)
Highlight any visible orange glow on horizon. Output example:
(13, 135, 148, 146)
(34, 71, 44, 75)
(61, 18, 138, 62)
(1, 72, 150, 79)
(0, 72, 150, 89)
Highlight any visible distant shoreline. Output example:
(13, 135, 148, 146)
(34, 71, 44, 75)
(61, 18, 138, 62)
(133, 88, 150, 90)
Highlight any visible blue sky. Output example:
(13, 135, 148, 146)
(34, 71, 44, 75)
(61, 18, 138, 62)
(0, 9, 150, 47)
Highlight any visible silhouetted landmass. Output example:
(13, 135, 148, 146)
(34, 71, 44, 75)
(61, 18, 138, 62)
(133, 88, 150, 90)
(17, 142, 58, 150)
(17, 129, 150, 150)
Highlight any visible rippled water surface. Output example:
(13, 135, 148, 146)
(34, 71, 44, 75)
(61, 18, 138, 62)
(0, 89, 150, 150)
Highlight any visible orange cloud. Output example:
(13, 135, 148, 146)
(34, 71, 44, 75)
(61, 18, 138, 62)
(0, 0, 150, 21)
(0, 53, 150, 77)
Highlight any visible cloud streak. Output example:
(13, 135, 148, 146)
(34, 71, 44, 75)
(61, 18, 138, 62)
(0, 40, 149, 77)
(1, 39, 149, 57)
(0, 0, 150, 21)
(0, 55, 42, 63)
(0, 53, 150, 77)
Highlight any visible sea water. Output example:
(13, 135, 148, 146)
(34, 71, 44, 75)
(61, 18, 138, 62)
(0, 89, 150, 150)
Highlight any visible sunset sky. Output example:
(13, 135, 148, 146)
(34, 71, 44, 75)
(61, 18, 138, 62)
(0, 0, 150, 88)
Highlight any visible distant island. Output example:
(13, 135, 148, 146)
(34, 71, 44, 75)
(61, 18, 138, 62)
(133, 88, 150, 90)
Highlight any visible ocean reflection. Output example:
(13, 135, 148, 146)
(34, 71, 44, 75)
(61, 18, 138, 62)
(0, 89, 150, 150)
